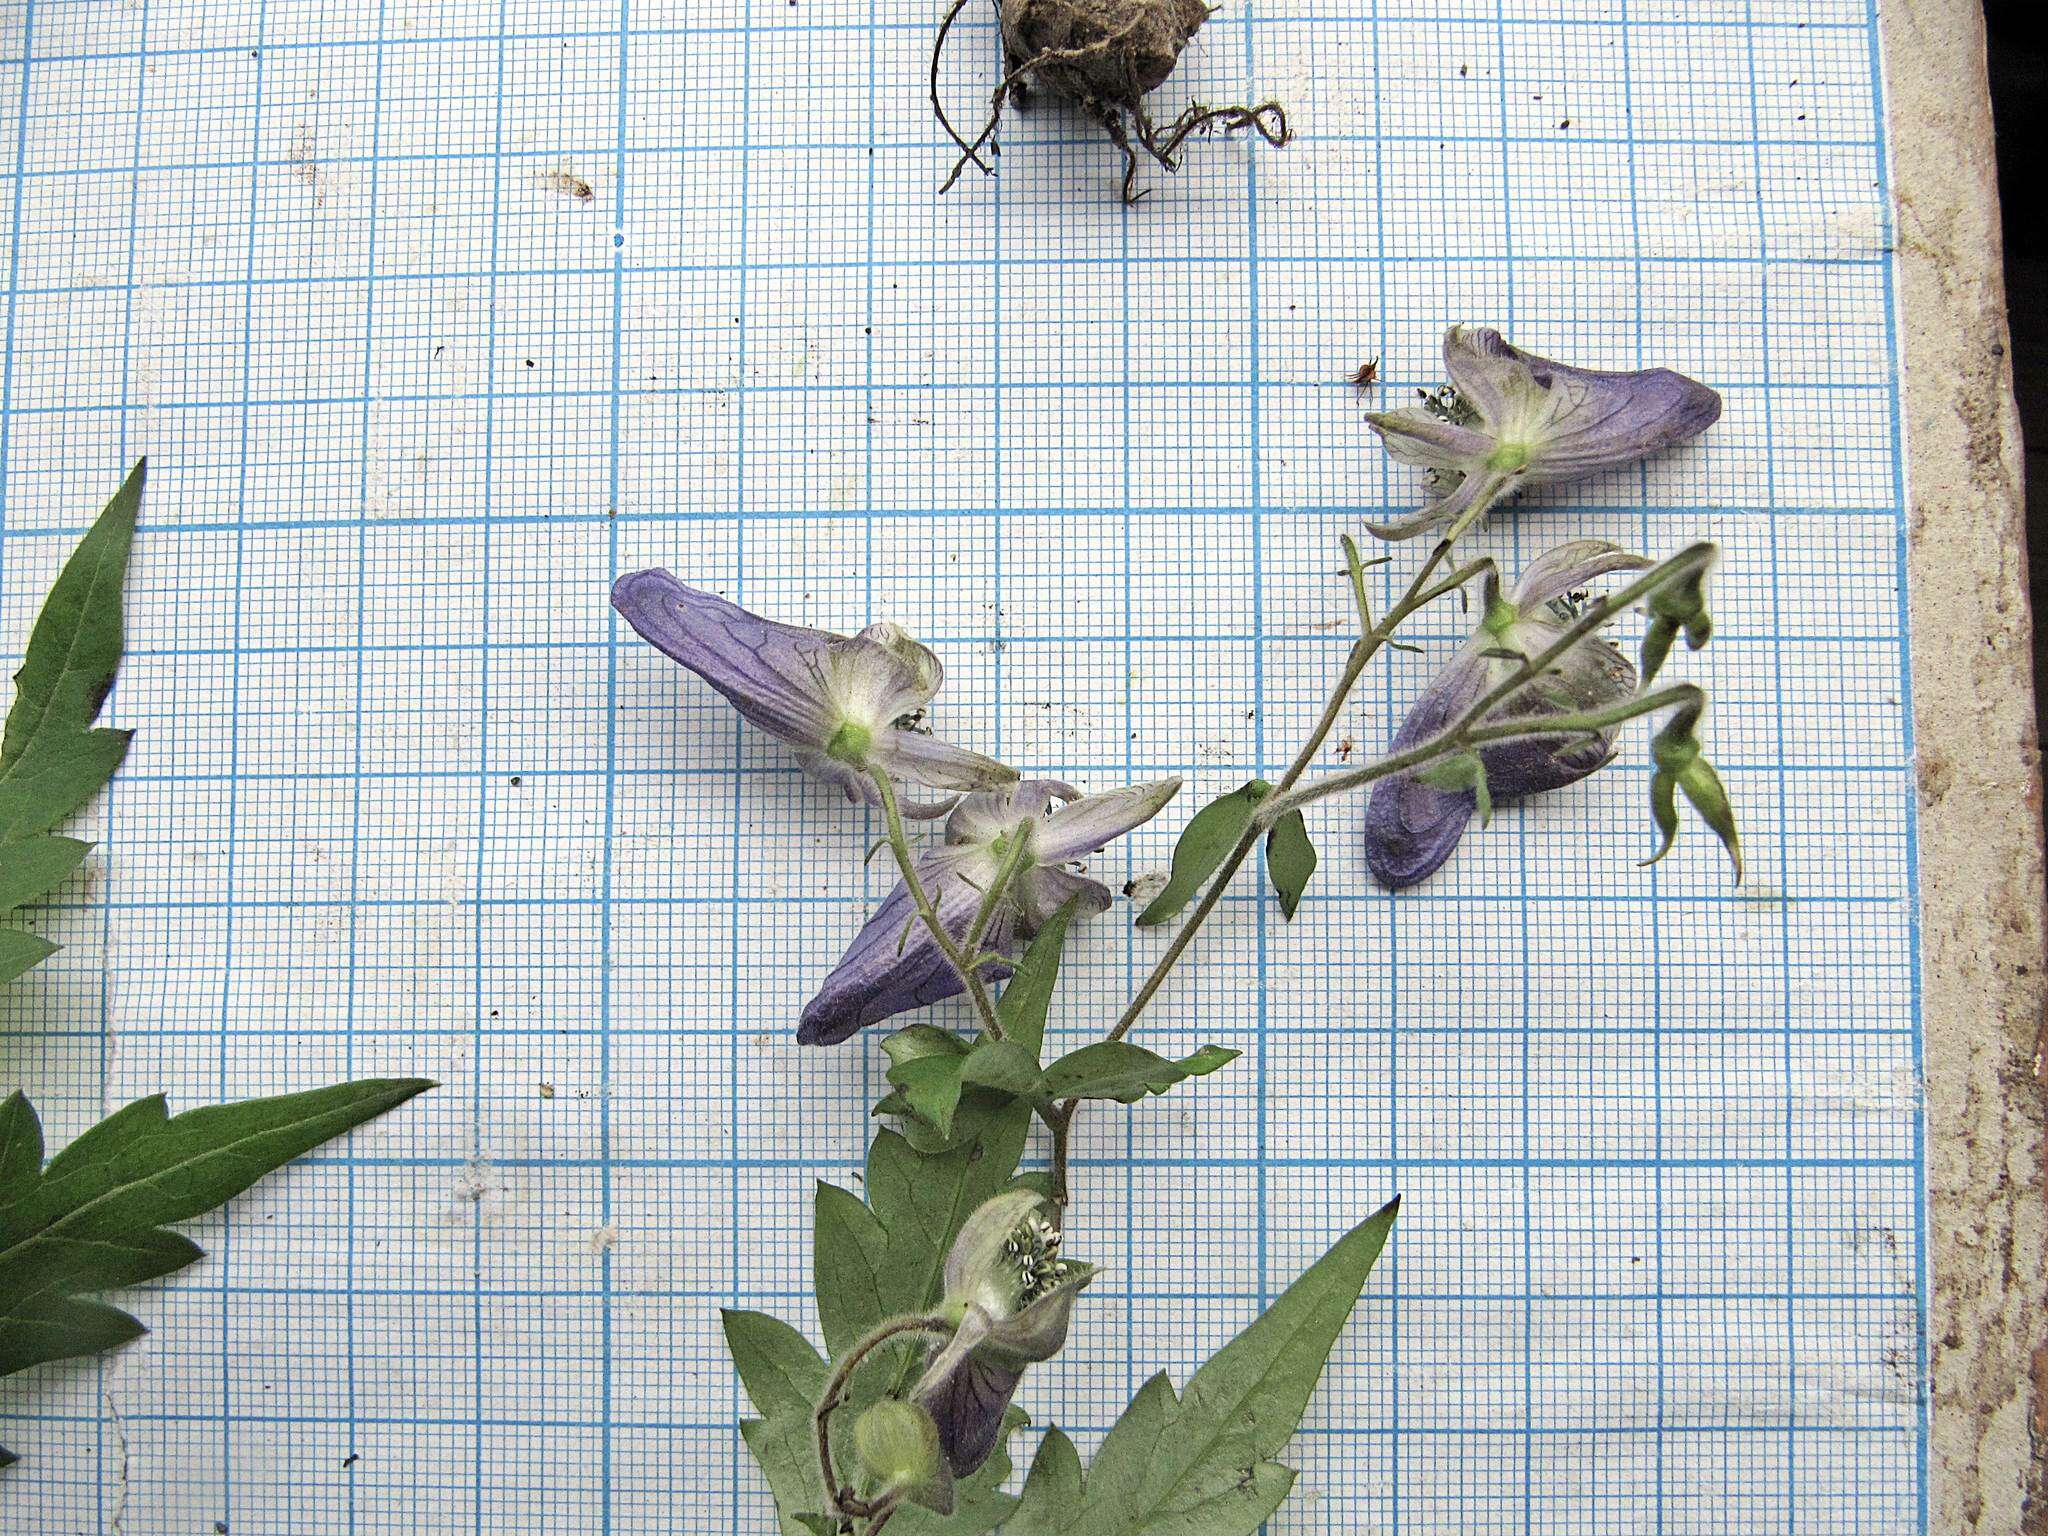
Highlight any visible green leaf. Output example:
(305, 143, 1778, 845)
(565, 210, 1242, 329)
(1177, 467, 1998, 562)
(1039, 1042, 1239, 1104)
(723, 1308, 830, 1420)
(727, 1306, 1025, 1536)
(813, 1096, 1032, 1360)
(1136, 781, 1271, 928)
(880, 1025, 973, 1144)
(2, 461, 142, 775)
(1004, 1426, 1084, 1536)
(0, 930, 57, 987)
(957, 1040, 1051, 1102)
(0, 1077, 431, 1466)
(1263, 811, 1317, 921)
(0, 834, 89, 917)
(993, 896, 1082, 1056)
(1006, 1197, 1399, 1536)
(0, 464, 144, 995)
(0, 729, 132, 846)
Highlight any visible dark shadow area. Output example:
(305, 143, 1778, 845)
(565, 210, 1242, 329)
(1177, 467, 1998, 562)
(1986, 0, 2048, 749)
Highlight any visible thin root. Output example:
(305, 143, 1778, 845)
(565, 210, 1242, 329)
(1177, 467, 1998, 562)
(936, 9, 1150, 194)
(930, 0, 996, 182)
(1137, 98, 1290, 171)
(1099, 109, 1146, 204)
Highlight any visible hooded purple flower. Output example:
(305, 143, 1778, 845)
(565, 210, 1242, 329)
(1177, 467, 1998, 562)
(1364, 327, 1723, 540)
(912, 1191, 1095, 1478)
(1364, 541, 1650, 889)
(612, 570, 1016, 817)
(798, 777, 1180, 1046)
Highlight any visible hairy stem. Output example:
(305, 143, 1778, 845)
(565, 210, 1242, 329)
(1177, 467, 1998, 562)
(962, 822, 1034, 978)
(1254, 684, 1705, 823)
(870, 770, 1005, 1040)
(1098, 534, 1481, 1048)
(814, 1313, 954, 1521)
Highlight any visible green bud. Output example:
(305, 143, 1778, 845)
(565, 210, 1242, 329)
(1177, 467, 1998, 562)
(852, 1399, 953, 1513)
(1639, 545, 1717, 683)
(1642, 700, 1741, 879)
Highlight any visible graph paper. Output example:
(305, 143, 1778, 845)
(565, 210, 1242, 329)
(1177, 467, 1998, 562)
(0, 0, 1924, 1530)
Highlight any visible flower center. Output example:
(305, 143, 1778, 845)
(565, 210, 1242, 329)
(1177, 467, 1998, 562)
(1485, 440, 1532, 473)
(1004, 1213, 1073, 1303)
(825, 719, 874, 765)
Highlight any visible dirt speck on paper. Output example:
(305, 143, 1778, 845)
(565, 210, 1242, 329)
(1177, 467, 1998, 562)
(541, 169, 596, 203)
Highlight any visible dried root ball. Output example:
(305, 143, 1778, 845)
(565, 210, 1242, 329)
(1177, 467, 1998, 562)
(931, 0, 1289, 201)
(998, 0, 1211, 105)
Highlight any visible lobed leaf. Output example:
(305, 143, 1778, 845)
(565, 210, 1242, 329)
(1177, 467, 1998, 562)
(0, 1077, 431, 1466)
(1039, 1042, 1239, 1104)
(0, 463, 145, 991)
(1006, 1197, 1399, 1536)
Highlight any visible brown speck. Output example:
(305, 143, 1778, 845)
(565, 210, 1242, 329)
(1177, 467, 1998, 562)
(342, 1453, 360, 1470)
(1458, 63, 1468, 77)
(541, 169, 596, 203)
(1351, 358, 1379, 391)
(539, 1083, 555, 1100)
(1337, 737, 1354, 761)
(1558, 119, 1570, 129)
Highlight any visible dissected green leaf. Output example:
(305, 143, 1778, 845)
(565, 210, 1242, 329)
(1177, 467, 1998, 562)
(1136, 781, 1271, 928)
(1263, 811, 1317, 921)
(0, 1077, 431, 1466)
(0, 835, 88, 917)
(879, 1022, 975, 1144)
(1039, 1042, 1239, 1104)
(956, 1040, 1050, 1103)
(877, 902, 1087, 1147)
(2, 461, 142, 775)
(1007, 1197, 1399, 1536)
(724, 1308, 830, 1419)
(0, 464, 145, 991)
(814, 1097, 1032, 1360)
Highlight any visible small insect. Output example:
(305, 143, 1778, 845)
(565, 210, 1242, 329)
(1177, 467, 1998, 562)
(932, 0, 1290, 202)
(1351, 358, 1380, 392)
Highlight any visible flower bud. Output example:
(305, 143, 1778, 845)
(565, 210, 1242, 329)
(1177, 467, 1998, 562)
(852, 1399, 953, 1513)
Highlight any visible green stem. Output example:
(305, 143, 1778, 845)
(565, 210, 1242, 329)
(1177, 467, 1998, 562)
(869, 770, 1005, 1040)
(814, 1313, 954, 1521)
(962, 822, 1033, 980)
(1098, 537, 1486, 1049)
(1255, 684, 1704, 823)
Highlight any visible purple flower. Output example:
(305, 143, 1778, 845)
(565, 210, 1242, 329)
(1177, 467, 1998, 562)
(1364, 327, 1723, 540)
(612, 570, 1016, 817)
(798, 777, 1180, 1046)
(1364, 541, 1650, 889)
(911, 1191, 1096, 1478)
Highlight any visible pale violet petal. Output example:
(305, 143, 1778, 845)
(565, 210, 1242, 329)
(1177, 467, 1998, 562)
(1033, 778, 1182, 865)
(1362, 408, 1495, 471)
(611, 571, 839, 746)
(1508, 540, 1653, 609)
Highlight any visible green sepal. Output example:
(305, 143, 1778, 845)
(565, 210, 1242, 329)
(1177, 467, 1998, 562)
(1641, 700, 1742, 879)
(1639, 543, 1717, 684)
